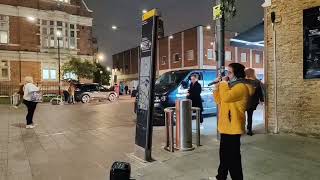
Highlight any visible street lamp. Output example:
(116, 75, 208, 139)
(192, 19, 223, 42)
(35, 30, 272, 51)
(169, 35, 174, 39)
(56, 30, 62, 96)
(97, 53, 104, 63)
(111, 25, 118, 30)
(107, 67, 111, 72)
(100, 70, 103, 85)
(206, 25, 212, 30)
(27, 16, 36, 22)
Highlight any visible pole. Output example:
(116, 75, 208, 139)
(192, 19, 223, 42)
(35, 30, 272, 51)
(272, 23, 278, 134)
(215, 0, 225, 141)
(57, 37, 61, 96)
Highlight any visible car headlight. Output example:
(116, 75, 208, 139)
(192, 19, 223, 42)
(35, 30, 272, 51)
(161, 96, 167, 102)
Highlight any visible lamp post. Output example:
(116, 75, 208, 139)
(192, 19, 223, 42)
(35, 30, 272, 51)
(56, 30, 62, 96)
(100, 70, 103, 85)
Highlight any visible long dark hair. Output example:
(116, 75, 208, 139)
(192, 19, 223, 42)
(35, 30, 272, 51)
(228, 63, 246, 79)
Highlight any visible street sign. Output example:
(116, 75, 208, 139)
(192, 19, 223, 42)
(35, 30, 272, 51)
(135, 9, 160, 161)
(213, 4, 222, 20)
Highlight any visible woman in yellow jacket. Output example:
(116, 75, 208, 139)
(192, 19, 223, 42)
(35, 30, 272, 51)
(214, 63, 254, 180)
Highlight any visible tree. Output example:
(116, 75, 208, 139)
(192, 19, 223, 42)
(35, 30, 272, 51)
(222, 0, 236, 20)
(62, 57, 97, 81)
(93, 63, 111, 85)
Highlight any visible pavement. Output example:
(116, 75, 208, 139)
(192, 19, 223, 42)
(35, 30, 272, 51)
(0, 96, 319, 180)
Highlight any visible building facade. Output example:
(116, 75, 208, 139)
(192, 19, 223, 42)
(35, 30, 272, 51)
(112, 26, 265, 84)
(263, 0, 320, 136)
(0, 0, 95, 90)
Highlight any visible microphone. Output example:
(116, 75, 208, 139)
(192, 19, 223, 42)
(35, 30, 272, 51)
(208, 80, 220, 86)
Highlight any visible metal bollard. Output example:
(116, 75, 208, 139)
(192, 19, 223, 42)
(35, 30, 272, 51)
(164, 107, 175, 152)
(192, 107, 201, 147)
(176, 99, 194, 151)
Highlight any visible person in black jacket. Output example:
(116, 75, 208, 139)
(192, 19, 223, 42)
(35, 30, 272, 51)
(245, 68, 265, 136)
(187, 74, 204, 126)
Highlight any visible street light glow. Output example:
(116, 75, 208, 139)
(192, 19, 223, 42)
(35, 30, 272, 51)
(97, 54, 104, 61)
(56, 30, 62, 37)
(107, 67, 111, 71)
(112, 25, 118, 30)
(206, 25, 211, 30)
(169, 35, 174, 39)
(27, 16, 36, 22)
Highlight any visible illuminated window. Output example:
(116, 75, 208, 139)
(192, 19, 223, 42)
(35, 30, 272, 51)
(186, 50, 194, 61)
(0, 15, 9, 44)
(207, 49, 215, 61)
(225, 51, 232, 61)
(41, 20, 77, 49)
(241, 53, 247, 62)
(255, 54, 261, 64)
(0, 60, 9, 80)
(42, 63, 57, 81)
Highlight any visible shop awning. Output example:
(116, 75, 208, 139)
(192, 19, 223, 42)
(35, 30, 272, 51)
(230, 21, 264, 50)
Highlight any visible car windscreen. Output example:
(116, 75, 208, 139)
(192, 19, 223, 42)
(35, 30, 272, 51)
(155, 71, 189, 87)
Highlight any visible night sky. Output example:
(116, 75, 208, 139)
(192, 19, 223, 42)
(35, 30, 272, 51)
(84, 0, 265, 67)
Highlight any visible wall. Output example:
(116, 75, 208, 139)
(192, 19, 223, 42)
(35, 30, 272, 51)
(264, 0, 320, 136)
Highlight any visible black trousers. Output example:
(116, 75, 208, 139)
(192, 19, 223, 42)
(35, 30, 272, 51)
(23, 100, 38, 125)
(216, 134, 243, 180)
(246, 109, 255, 132)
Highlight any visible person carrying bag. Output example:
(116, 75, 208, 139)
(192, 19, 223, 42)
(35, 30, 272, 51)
(23, 76, 41, 129)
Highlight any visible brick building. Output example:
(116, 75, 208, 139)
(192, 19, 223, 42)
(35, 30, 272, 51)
(263, 0, 320, 136)
(0, 0, 95, 91)
(112, 25, 264, 84)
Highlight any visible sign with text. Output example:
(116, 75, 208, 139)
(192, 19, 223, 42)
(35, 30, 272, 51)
(303, 6, 320, 79)
(135, 9, 159, 161)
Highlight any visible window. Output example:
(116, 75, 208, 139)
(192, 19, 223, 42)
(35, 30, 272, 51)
(241, 53, 247, 62)
(42, 63, 57, 81)
(173, 53, 180, 62)
(161, 56, 167, 65)
(207, 49, 214, 60)
(0, 15, 9, 44)
(41, 20, 77, 49)
(0, 60, 9, 80)
(255, 54, 261, 64)
(186, 50, 194, 61)
(225, 51, 232, 61)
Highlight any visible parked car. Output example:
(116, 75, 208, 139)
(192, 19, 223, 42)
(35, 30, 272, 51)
(74, 83, 118, 103)
(135, 69, 218, 126)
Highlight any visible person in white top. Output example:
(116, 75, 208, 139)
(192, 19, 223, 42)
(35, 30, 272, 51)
(23, 76, 39, 129)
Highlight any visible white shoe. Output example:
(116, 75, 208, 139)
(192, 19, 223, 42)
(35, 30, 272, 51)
(26, 125, 35, 129)
(13, 106, 19, 109)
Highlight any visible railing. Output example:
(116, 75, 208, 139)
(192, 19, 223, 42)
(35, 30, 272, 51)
(0, 83, 68, 104)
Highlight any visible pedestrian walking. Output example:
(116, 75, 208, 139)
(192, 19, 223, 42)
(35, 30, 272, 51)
(245, 68, 265, 136)
(187, 74, 204, 128)
(125, 85, 129, 95)
(68, 82, 75, 104)
(23, 76, 40, 129)
(213, 63, 254, 180)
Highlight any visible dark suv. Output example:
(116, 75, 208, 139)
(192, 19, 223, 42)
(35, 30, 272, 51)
(75, 83, 117, 103)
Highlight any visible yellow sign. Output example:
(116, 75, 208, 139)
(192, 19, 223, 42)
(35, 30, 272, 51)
(213, 4, 222, 20)
(142, 9, 159, 21)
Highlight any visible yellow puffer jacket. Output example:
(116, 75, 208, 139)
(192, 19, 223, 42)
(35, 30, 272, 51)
(214, 81, 254, 135)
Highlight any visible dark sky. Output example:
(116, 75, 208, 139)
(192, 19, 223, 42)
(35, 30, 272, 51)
(84, 0, 264, 67)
